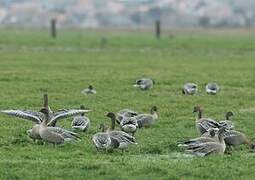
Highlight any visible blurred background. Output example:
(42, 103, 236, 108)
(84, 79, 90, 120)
(0, 0, 254, 29)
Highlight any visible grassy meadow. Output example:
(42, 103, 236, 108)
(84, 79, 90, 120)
(0, 28, 255, 179)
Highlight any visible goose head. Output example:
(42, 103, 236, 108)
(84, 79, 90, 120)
(193, 106, 202, 113)
(150, 106, 158, 114)
(226, 111, 234, 120)
(182, 88, 185, 94)
(88, 85, 94, 90)
(80, 105, 86, 116)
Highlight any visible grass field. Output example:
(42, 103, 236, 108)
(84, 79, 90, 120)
(0, 28, 255, 179)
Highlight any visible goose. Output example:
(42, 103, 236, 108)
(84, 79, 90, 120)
(81, 85, 96, 95)
(92, 124, 113, 151)
(223, 130, 255, 150)
(182, 83, 198, 95)
(193, 106, 220, 135)
(205, 82, 220, 95)
(218, 111, 234, 130)
(116, 109, 138, 124)
(71, 105, 90, 132)
(178, 128, 219, 148)
(38, 107, 80, 146)
(106, 112, 137, 151)
(120, 116, 138, 135)
(135, 106, 158, 128)
(133, 78, 154, 90)
(1, 94, 91, 142)
(184, 127, 227, 157)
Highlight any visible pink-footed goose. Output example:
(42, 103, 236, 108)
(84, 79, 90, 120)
(71, 105, 90, 132)
(1, 94, 90, 143)
(133, 78, 154, 90)
(135, 106, 158, 128)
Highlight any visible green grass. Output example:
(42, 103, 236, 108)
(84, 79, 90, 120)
(0, 28, 255, 179)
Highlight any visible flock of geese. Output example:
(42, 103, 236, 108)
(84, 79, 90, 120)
(0, 78, 253, 156)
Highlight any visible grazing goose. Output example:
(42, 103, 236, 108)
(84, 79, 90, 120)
(223, 130, 255, 150)
(39, 107, 80, 146)
(135, 106, 158, 128)
(92, 124, 114, 151)
(106, 112, 137, 151)
(120, 116, 138, 135)
(116, 109, 138, 124)
(71, 105, 90, 132)
(81, 85, 96, 95)
(205, 82, 220, 95)
(185, 127, 227, 157)
(193, 106, 220, 135)
(133, 78, 154, 90)
(218, 111, 234, 130)
(182, 83, 198, 95)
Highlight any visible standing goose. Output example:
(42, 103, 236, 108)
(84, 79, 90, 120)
(135, 106, 158, 128)
(92, 124, 114, 151)
(133, 78, 154, 90)
(106, 112, 137, 151)
(185, 127, 228, 157)
(205, 82, 220, 95)
(120, 116, 138, 135)
(81, 85, 96, 95)
(71, 105, 90, 132)
(182, 83, 198, 95)
(193, 106, 220, 135)
(116, 109, 138, 124)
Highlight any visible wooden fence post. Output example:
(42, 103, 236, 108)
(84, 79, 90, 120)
(155, 20, 161, 39)
(50, 19, 57, 38)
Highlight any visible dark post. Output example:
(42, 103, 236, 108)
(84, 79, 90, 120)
(155, 20, 161, 39)
(50, 19, 57, 38)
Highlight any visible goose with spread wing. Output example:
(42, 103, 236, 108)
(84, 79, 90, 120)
(1, 94, 91, 142)
(38, 107, 80, 146)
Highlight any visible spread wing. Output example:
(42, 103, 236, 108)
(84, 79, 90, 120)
(47, 109, 91, 126)
(1, 110, 43, 124)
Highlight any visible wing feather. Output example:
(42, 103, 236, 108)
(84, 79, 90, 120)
(1, 110, 42, 124)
